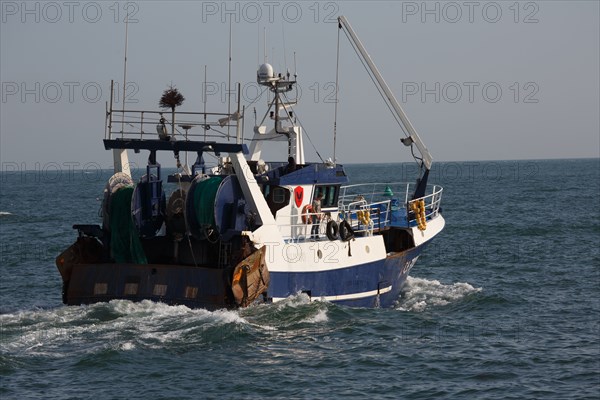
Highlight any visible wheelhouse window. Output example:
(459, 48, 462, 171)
(273, 187, 287, 204)
(314, 185, 339, 208)
(264, 185, 291, 216)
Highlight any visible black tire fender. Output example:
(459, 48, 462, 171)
(326, 220, 339, 240)
(339, 220, 354, 242)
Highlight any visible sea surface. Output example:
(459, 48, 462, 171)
(0, 158, 598, 399)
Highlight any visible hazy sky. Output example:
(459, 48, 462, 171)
(1, 1, 599, 169)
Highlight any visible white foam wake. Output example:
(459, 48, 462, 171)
(396, 276, 481, 312)
(0, 300, 248, 356)
(273, 292, 312, 309)
(0, 211, 13, 216)
(304, 309, 329, 324)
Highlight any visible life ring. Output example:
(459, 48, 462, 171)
(301, 204, 313, 224)
(339, 220, 354, 242)
(326, 220, 339, 240)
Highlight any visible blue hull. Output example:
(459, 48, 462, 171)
(269, 244, 426, 308)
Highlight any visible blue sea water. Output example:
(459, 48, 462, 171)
(0, 158, 598, 399)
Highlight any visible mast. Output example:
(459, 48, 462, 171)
(121, 9, 130, 135)
(337, 16, 433, 171)
(251, 62, 304, 164)
(113, 13, 131, 178)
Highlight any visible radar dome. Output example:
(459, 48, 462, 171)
(257, 63, 274, 82)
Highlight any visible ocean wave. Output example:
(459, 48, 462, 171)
(396, 277, 482, 312)
(304, 309, 329, 324)
(0, 300, 249, 357)
(0, 211, 13, 216)
(274, 292, 312, 309)
(240, 293, 332, 335)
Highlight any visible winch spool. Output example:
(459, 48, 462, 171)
(185, 175, 224, 240)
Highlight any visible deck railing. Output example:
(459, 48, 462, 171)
(106, 109, 240, 142)
(339, 182, 443, 228)
(275, 182, 443, 242)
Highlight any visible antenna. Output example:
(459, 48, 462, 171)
(263, 27, 269, 104)
(227, 18, 232, 140)
(203, 65, 207, 142)
(121, 9, 130, 135)
(241, 105, 246, 143)
(333, 23, 341, 165)
(263, 27, 267, 63)
(294, 51, 297, 78)
(282, 21, 288, 72)
(236, 82, 241, 144)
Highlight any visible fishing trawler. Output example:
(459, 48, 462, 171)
(56, 16, 444, 309)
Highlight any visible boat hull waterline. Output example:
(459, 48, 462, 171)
(59, 240, 429, 309)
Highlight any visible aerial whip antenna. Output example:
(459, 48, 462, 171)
(121, 9, 130, 135)
(263, 27, 267, 63)
(282, 21, 288, 73)
(257, 24, 260, 67)
(203, 65, 208, 142)
(227, 18, 233, 140)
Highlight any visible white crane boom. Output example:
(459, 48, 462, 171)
(338, 16, 433, 170)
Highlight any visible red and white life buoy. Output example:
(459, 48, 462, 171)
(301, 204, 313, 224)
